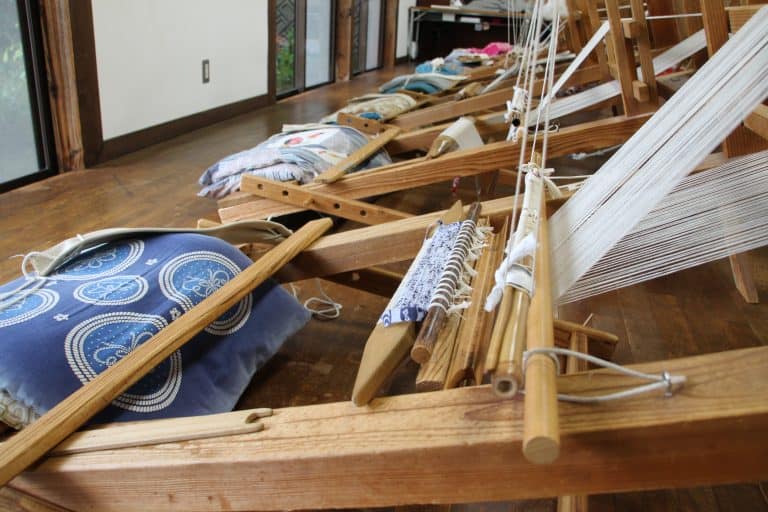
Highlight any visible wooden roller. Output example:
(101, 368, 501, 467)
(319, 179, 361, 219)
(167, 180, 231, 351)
(522, 195, 560, 465)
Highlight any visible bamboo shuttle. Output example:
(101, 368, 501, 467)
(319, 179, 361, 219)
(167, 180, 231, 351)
(522, 196, 560, 465)
(0, 218, 333, 486)
(446, 218, 508, 387)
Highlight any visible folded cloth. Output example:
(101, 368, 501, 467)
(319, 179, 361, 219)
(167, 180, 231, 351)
(320, 93, 417, 123)
(378, 72, 467, 95)
(0, 233, 310, 429)
(198, 125, 392, 199)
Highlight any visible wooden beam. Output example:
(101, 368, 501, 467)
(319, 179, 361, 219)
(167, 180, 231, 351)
(0, 486, 73, 512)
(726, 5, 763, 33)
(220, 114, 650, 223)
(335, 0, 352, 82)
(39, 0, 84, 172)
(12, 347, 768, 511)
(745, 104, 768, 141)
(240, 176, 411, 225)
(382, 0, 397, 69)
(391, 66, 603, 131)
(701, 0, 766, 304)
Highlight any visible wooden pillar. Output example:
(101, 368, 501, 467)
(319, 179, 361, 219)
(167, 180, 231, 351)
(604, 0, 655, 116)
(336, 0, 353, 81)
(39, 0, 84, 172)
(700, 0, 765, 303)
(383, 0, 398, 69)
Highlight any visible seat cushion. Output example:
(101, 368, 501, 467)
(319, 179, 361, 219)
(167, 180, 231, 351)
(0, 233, 310, 428)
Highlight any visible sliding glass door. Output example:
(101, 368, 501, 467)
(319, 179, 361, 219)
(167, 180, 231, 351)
(275, 0, 335, 96)
(0, 0, 56, 190)
(351, 0, 384, 76)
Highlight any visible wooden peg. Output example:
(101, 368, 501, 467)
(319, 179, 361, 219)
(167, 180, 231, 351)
(522, 195, 560, 465)
(622, 19, 641, 38)
(632, 80, 650, 102)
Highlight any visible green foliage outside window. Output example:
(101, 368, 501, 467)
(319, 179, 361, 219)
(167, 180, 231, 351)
(276, 26, 296, 93)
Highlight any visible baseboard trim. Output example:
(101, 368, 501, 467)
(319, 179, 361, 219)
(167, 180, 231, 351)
(98, 93, 273, 164)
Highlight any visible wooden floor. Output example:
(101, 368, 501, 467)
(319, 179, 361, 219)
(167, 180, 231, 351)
(1, 65, 767, 511)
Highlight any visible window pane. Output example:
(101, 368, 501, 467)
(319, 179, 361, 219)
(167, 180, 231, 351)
(305, 0, 332, 88)
(0, 0, 43, 185)
(276, 0, 297, 94)
(365, 0, 381, 70)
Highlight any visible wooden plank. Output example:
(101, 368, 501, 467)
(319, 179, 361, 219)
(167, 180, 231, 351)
(335, 0, 352, 82)
(46, 409, 272, 456)
(0, 487, 73, 512)
(727, 5, 763, 33)
(240, 175, 410, 225)
(221, 114, 650, 223)
(13, 347, 768, 511)
(744, 104, 768, 141)
(0, 219, 333, 487)
(314, 127, 402, 183)
(337, 112, 384, 134)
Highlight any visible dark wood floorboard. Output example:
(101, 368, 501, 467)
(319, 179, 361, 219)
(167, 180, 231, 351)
(1, 64, 767, 512)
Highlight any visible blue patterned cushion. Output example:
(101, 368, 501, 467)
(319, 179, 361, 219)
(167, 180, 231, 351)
(0, 233, 310, 428)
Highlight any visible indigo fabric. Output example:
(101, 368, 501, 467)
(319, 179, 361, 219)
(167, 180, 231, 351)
(0, 233, 310, 428)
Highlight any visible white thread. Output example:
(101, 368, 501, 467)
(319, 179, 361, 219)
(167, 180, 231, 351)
(523, 347, 686, 403)
(302, 279, 342, 320)
(550, 8, 768, 300)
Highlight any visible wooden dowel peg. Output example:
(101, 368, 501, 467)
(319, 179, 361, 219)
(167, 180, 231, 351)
(522, 196, 560, 465)
(0, 218, 332, 486)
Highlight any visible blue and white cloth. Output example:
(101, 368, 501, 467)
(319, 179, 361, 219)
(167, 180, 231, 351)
(0, 233, 310, 429)
(198, 125, 392, 199)
(379, 222, 463, 326)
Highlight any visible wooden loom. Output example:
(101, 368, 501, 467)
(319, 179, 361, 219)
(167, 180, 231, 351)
(1, 2, 768, 510)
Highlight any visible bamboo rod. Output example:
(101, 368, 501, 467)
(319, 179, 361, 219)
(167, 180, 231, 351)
(522, 197, 560, 465)
(411, 202, 482, 364)
(492, 289, 530, 397)
(415, 313, 462, 391)
(0, 218, 332, 486)
(446, 218, 508, 388)
(484, 287, 514, 378)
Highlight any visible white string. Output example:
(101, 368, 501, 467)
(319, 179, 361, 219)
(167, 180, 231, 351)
(523, 347, 686, 403)
(560, 150, 768, 302)
(550, 7, 768, 300)
(302, 279, 343, 320)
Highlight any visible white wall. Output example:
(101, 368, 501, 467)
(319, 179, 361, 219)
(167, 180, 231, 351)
(396, 0, 417, 59)
(92, 0, 269, 140)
